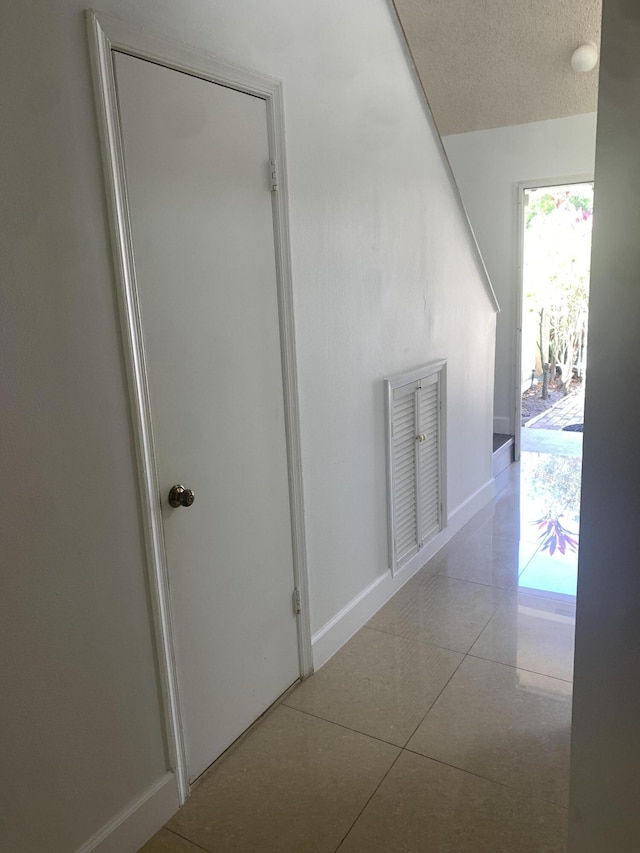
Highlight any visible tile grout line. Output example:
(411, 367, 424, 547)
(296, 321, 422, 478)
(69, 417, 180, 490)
(333, 749, 406, 852)
(332, 657, 570, 853)
(335, 457, 576, 846)
(163, 826, 212, 852)
(392, 590, 506, 749)
(331, 481, 576, 843)
(287, 628, 493, 851)
(363, 622, 473, 657)
(464, 651, 574, 684)
(398, 648, 468, 748)
(279, 702, 407, 749)
(400, 463, 578, 813)
(459, 590, 510, 659)
(392, 589, 573, 814)
(399, 748, 570, 810)
(388, 592, 516, 761)
(434, 567, 522, 590)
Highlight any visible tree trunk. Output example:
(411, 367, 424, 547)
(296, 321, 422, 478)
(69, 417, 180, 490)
(542, 362, 550, 400)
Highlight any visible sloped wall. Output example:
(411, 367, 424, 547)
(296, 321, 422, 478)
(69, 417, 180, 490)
(1, 1, 496, 849)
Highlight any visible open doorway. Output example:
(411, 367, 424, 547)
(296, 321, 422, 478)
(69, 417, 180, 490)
(512, 179, 593, 601)
(516, 180, 594, 458)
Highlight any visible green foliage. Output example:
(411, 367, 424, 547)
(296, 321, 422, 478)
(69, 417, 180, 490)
(523, 185, 593, 385)
(526, 193, 556, 227)
(525, 189, 593, 229)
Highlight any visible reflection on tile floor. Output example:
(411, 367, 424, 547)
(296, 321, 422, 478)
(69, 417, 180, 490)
(140, 447, 578, 853)
(518, 447, 581, 600)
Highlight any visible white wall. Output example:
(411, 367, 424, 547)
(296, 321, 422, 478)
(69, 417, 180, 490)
(442, 114, 597, 434)
(569, 1, 640, 848)
(1, 1, 496, 850)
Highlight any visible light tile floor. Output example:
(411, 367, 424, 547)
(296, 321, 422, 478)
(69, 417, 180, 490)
(140, 454, 579, 853)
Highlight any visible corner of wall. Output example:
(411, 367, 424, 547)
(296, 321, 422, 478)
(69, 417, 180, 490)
(493, 416, 512, 435)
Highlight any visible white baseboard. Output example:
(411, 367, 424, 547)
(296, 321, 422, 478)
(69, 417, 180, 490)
(76, 772, 179, 853)
(493, 416, 512, 435)
(311, 479, 495, 669)
(494, 462, 517, 495)
(449, 478, 496, 530)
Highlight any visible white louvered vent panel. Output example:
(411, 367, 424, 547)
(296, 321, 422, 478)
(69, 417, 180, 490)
(385, 361, 446, 575)
(391, 387, 419, 568)
(417, 378, 441, 543)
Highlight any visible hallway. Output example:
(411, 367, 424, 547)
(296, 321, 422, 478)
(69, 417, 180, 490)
(142, 453, 578, 852)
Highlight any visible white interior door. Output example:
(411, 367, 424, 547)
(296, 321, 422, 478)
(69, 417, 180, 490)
(113, 52, 300, 782)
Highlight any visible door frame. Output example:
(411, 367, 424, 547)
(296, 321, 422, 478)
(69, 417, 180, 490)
(513, 173, 594, 460)
(87, 9, 312, 804)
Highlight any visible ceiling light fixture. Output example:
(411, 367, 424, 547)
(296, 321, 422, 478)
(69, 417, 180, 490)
(571, 42, 599, 73)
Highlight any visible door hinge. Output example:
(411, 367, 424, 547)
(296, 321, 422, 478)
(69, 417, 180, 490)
(293, 588, 302, 615)
(270, 159, 278, 193)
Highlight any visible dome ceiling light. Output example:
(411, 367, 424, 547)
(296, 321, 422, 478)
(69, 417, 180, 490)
(571, 42, 599, 73)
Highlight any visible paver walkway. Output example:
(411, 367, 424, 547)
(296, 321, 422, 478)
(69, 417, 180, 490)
(525, 388, 585, 430)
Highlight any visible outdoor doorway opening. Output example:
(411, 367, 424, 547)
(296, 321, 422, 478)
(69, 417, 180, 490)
(517, 180, 593, 457)
(510, 179, 593, 601)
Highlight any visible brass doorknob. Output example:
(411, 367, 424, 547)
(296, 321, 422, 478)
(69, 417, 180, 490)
(168, 484, 195, 508)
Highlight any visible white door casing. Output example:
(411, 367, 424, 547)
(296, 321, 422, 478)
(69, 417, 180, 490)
(87, 11, 311, 801)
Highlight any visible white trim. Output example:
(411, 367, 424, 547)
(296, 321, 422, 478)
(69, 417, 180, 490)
(493, 416, 512, 435)
(384, 360, 447, 575)
(438, 364, 448, 536)
(86, 8, 312, 808)
(311, 478, 495, 669)
(86, 10, 188, 803)
(267, 74, 314, 681)
(514, 183, 525, 461)
(494, 462, 517, 496)
(76, 773, 178, 853)
(385, 358, 447, 390)
(514, 174, 594, 461)
(446, 478, 496, 536)
(311, 573, 389, 670)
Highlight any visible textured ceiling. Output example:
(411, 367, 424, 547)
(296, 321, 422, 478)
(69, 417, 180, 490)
(393, 0, 602, 135)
